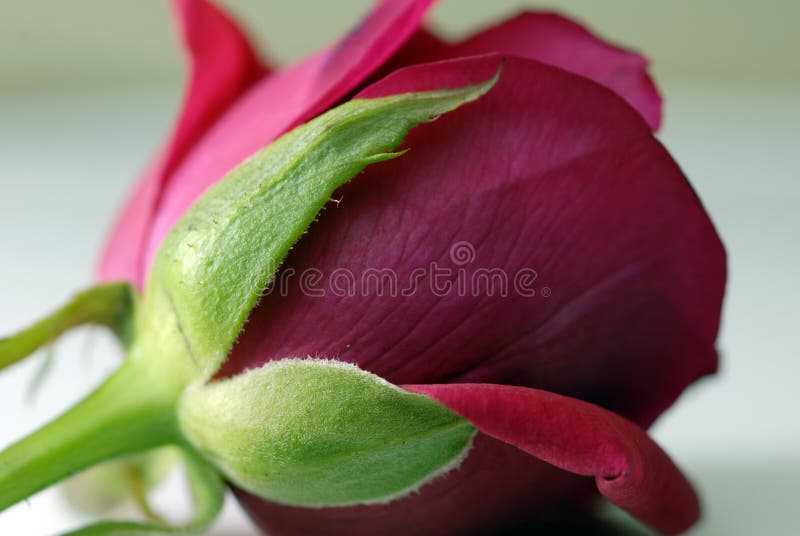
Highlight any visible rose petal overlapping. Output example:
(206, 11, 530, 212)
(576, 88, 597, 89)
(98, 1, 725, 533)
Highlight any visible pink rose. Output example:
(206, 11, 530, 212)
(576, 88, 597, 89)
(0, 1, 725, 534)
(101, 1, 725, 534)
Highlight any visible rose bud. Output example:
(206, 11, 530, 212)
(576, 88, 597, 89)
(0, 0, 725, 535)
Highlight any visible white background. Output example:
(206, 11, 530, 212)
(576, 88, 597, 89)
(1, 1, 799, 534)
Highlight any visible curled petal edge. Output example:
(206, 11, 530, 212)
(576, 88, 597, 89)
(403, 383, 700, 534)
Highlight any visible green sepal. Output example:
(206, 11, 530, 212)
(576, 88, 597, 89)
(60, 446, 224, 536)
(139, 71, 500, 384)
(178, 359, 476, 507)
(0, 282, 134, 371)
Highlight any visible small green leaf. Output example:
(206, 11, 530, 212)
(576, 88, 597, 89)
(178, 359, 476, 507)
(139, 72, 500, 383)
(0, 282, 134, 371)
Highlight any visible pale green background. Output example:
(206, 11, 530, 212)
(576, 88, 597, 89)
(1, 0, 798, 92)
(0, 1, 798, 535)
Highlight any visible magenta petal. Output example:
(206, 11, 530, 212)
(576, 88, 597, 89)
(405, 383, 699, 534)
(97, 0, 265, 287)
(224, 55, 725, 429)
(449, 13, 662, 130)
(141, 0, 435, 274)
(169, 0, 268, 169)
(384, 13, 662, 131)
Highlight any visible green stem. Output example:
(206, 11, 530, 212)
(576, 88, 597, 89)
(0, 360, 179, 511)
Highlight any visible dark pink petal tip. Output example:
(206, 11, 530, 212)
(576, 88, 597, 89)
(384, 11, 663, 130)
(446, 11, 663, 131)
(404, 383, 700, 534)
